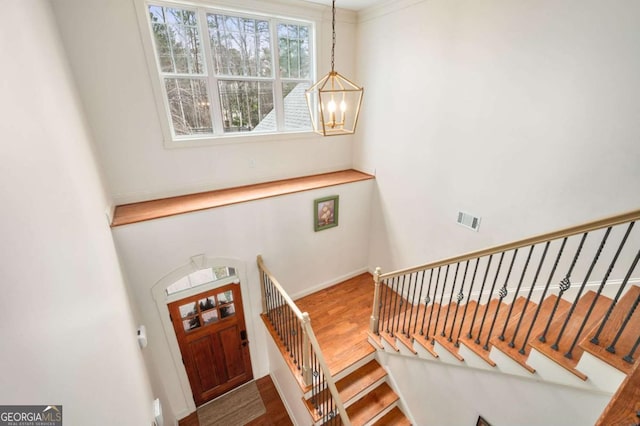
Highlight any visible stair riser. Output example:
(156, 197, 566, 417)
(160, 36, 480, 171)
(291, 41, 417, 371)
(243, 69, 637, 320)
(576, 351, 625, 393)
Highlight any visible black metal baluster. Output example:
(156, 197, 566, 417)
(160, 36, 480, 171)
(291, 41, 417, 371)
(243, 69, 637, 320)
(539, 233, 588, 343)
(385, 277, 398, 334)
(476, 252, 505, 345)
(264, 274, 272, 322)
(519, 239, 567, 354)
(467, 256, 493, 339)
(426, 267, 441, 341)
(594, 249, 640, 346)
(310, 353, 317, 408)
(406, 272, 419, 337)
(413, 270, 427, 335)
(449, 260, 470, 342)
(396, 274, 411, 334)
(432, 265, 450, 344)
(510, 242, 550, 349)
(390, 275, 404, 336)
(565, 223, 634, 360)
(484, 250, 518, 350)
(441, 263, 461, 337)
(552, 227, 612, 351)
(285, 305, 293, 356)
(623, 334, 640, 364)
(499, 246, 534, 341)
(608, 290, 640, 354)
(420, 270, 435, 336)
(379, 277, 390, 334)
(455, 259, 480, 347)
(275, 292, 282, 339)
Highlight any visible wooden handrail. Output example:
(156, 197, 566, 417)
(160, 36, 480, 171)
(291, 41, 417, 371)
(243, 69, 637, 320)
(303, 313, 352, 426)
(379, 209, 640, 280)
(257, 255, 305, 320)
(257, 255, 351, 425)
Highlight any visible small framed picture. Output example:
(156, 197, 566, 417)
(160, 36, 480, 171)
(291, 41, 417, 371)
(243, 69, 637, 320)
(314, 195, 339, 232)
(476, 416, 491, 426)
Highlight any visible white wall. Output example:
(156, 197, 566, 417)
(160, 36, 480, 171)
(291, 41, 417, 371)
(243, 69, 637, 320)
(382, 353, 610, 426)
(355, 0, 640, 273)
(51, 0, 359, 205)
(112, 179, 373, 419)
(0, 2, 154, 425)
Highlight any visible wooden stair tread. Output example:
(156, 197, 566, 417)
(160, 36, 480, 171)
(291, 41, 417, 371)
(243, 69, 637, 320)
(302, 359, 388, 423)
(380, 331, 400, 352)
(396, 333, 418, 354)
(371, 406, 412, 426)
(580, 285, 640, 374)
(429, 301, 479, 361)
(529, 291, 612, 379)
(457, 300, 510, 366)
(345, 382, 399, 426)
(491, 295, 571, 373)
(367, 331, 384, 349)
(411, 332, 440, 359)
(595, 360, 640, 425)
(336, 360, 387, 403)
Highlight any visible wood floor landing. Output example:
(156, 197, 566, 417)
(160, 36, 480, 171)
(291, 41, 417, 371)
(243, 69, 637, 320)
(294, 273, 377, 376)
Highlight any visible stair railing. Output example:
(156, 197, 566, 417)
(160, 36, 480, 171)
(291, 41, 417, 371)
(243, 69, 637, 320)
(370, 209, 640, 364)
(258, 255, 351, 426)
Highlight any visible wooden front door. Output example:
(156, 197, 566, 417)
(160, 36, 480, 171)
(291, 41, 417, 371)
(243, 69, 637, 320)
(168, 282, 253, 406)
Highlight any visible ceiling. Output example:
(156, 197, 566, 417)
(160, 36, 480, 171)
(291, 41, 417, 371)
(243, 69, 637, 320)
(302, 0, 386, 11)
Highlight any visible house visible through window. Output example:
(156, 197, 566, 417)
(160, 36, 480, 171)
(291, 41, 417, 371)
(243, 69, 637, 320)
(146, 3, 313, 141)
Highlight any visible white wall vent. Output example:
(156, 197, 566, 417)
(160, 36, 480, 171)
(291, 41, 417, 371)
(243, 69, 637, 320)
(457, 211, 481, 231)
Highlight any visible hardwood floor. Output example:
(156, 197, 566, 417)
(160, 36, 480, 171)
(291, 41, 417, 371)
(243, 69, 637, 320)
(294, 273, 377, 376)
(178, 375, 292, 426)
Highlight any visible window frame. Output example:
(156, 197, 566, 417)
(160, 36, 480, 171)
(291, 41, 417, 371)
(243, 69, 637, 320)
(135, 0, 320, 148)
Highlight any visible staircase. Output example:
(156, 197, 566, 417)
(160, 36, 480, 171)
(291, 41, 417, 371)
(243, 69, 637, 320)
(369, 285, 639, 393)
(301, 356, 410, 425)
(259, 209, 640, 425)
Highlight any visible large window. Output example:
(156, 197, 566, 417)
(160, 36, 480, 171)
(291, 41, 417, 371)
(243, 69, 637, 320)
(145, 2, 314, 142)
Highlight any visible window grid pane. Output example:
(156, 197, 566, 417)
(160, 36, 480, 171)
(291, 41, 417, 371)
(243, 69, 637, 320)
(164, 78, 212, 136)
(149, 6, 204, 74)
(207, 14, 272, 78)
(218, 80, 275, 132)
(278, 23, 310, 79)
(147, 4, 313, 139)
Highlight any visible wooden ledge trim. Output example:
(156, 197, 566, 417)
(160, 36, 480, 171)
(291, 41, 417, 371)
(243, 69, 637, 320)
(111, 169, 374, 227)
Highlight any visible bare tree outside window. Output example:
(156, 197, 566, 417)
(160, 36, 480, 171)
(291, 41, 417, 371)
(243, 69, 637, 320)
(147, 4, 313, 140)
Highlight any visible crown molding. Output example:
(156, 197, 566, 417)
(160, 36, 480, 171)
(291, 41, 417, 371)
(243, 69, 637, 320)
(357, 0, 426, 23)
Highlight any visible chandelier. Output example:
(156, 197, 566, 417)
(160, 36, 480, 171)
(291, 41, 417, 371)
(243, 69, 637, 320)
(305, 0, 363, 136)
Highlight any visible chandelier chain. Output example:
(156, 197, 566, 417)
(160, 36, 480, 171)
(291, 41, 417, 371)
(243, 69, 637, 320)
(331, 0, 336, 72)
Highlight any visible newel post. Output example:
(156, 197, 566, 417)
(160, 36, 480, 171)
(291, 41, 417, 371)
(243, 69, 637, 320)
(301, 312, 312, 386)
(257, 255, 267, 314)
(370, 267, 382, 334)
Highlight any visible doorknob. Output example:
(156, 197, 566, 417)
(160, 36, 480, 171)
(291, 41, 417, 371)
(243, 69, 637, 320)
(240, 330, 247, 340)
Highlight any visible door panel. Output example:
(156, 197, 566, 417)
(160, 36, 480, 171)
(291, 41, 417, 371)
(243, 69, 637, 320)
(191, 335, 221, 391)
(219, 325, 245, 379)
(168, 282, 253, 406)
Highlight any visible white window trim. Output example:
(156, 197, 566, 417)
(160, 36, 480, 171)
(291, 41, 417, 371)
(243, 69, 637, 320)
(133, 0, 324, 148)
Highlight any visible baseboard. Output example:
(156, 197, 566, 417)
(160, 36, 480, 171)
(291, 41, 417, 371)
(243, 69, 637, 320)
(269, 372, 298, 426)
(376, 353, 418, 426)
(290, 267, 371, 300)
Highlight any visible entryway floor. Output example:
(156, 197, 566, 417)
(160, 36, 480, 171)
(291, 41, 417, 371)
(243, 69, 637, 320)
(178, 375, 292, 426)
